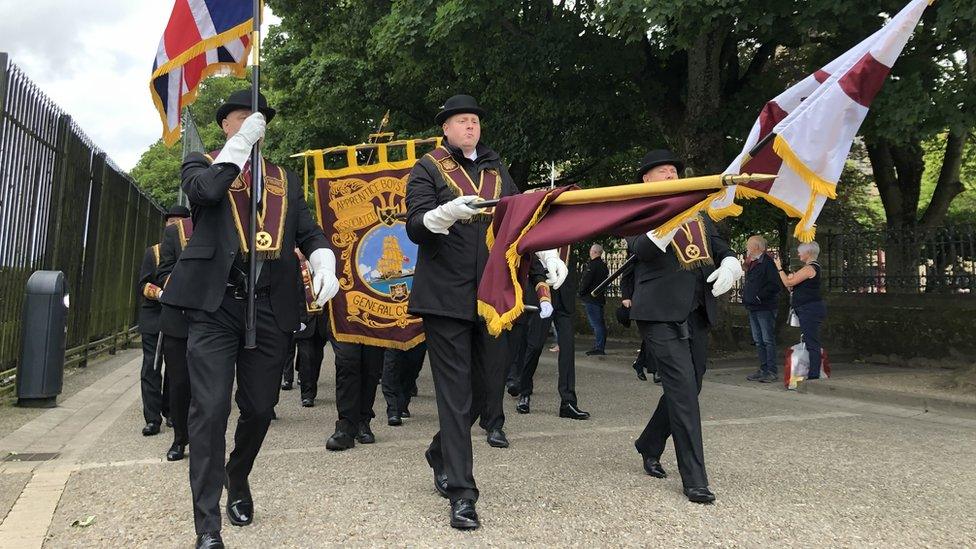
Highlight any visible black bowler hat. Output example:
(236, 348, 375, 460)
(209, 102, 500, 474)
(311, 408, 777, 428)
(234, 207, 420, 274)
(164, 204, 191, 219)
(638, 149, 684, 179)
(435, 94, 486, 125)
(615, 304, 631, 328)
(215, 89, 276, 126)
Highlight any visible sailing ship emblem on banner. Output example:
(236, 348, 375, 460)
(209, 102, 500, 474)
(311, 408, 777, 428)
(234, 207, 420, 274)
(306, 138, 441, 350)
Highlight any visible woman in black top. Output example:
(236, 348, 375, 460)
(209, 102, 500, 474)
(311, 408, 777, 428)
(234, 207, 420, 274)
(773, 241, 826, 379)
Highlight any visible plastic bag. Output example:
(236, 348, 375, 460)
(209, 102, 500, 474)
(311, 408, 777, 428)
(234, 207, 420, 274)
(783, 342, 830, 389)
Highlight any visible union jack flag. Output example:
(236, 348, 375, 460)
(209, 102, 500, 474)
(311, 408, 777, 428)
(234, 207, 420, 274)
(151, 0, 255, 146)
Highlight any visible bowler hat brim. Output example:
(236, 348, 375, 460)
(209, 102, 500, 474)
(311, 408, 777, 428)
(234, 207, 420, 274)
(215, 102, 276, 126)
(435, 106, 486, 126)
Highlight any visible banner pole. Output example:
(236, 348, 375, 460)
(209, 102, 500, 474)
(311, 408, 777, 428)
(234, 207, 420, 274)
(245, 0, 262, 349)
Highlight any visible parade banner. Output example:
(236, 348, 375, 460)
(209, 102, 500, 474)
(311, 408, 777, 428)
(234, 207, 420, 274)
(307, 138, 440, 350)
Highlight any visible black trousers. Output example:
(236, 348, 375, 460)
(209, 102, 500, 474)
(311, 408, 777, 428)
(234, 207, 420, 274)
(634, 306, 710, 489)
(634, 341, 659, 374)
(163, 335, 190, 446)
(184, 293, 291, 534)
(297, 327, 328, 401)
(330, 337, 384, 433)
(518, 310, 577, 404)
(422, 314, 506, 502)
(506, 318, 530, 387)
(280, 340, 296, 385)
(139, 331, 163, 425)
(381, 342, 426, 416)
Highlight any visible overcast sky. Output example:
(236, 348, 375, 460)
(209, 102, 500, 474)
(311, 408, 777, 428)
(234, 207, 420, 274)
(0, 1, 279, 171)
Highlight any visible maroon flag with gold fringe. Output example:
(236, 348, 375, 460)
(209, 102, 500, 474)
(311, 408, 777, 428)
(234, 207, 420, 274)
(478, 185, 716, 335)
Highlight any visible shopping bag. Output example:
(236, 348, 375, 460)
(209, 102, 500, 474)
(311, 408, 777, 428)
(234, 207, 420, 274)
(784, 342, 831, 389)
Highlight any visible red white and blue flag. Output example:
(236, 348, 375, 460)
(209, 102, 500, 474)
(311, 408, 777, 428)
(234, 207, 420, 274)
(151, 0, 255, 146)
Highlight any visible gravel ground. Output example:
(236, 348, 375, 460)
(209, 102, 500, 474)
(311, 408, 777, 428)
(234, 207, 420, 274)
(36, 346, 976, 547)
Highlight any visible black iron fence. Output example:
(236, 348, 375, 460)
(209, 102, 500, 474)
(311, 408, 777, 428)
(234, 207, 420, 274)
(594, 223, 976, 301)
(0, 52, 164, 377)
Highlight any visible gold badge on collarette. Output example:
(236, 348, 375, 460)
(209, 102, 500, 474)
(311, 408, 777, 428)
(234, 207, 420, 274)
(230, 177, 247, 192)
(265, 176, 285, 197)
(685, 244, 701, 259)
(438, 157, 459, 172)
(255, 231, 274, 250)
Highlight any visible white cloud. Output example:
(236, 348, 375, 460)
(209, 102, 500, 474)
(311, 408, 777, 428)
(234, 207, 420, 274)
(0, 1, 279, 171)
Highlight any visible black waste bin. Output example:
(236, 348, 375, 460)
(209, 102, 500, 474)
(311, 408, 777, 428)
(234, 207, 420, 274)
(16, 270, 69, 408)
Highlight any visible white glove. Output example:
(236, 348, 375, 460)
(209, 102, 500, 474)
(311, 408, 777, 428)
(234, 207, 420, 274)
(706, 256, 744, 297)
(422, 196, 482, 235)
(539, 301, 553, 319)
(535, 249, 568, 290)
(213, 112, 266, 170)
(308, 248, 340, 306)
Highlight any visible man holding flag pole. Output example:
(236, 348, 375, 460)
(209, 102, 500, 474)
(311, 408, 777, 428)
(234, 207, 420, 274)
(152, 1, 339, 547)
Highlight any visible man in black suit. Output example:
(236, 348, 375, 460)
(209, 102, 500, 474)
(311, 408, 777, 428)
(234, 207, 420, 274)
(161, 90, 339, 549)
(155, 204, 193, 461)
(579, 243, 610, 355)
(137, 241, 164, 437)
(405, 94, 568, 530)
(626, 149, 742, 504)
(514, 248, 589, 420)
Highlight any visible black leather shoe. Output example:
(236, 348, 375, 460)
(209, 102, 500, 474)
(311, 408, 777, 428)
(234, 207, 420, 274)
(642, 457, 667, 478)
(142, 422, 160, 436)
(195, 532, 224, 548)
(301, 398, 315, 407)
(632, 361, 647, 381)
(326, 428, 356, 451)
(506, 383, 520, 397)
(388, 413, 402, 426)
(652, 371, 662, 384)
(486, 429, 509, 448)
(356, 421, 375, 444)
(165, 417, 173, 428)
(280, 380, 293, 390)
(225, 476, 253, 526)
(585, 349, 606, 356)
(166, 442, 186, 462)
(425, 449, 449, 498)
(450, 499, 480, 530)
(400, 405, 411, 418)
(684, 486, 716, 504)
(746, 370, 765, 382)
(559, 402, 590, 420)
(515, 394, 530, 414)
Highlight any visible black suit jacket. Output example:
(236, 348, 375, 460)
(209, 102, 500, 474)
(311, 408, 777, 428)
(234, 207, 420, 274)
(552, 252, 577, 315)
(161, 152, 329, 333)
(157, 222, 189, 338)
(137, 245, 162, 334)
(578, 257, 609, 305)
(625, 218, 734, 327)
(405, 140, 519, 321)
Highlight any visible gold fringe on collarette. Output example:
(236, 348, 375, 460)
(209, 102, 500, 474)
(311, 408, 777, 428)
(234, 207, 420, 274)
(478, 194, 558, 336)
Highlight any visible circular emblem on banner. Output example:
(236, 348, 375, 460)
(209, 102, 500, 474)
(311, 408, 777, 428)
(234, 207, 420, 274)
(256, 231, 273, 249)
(685, 244, 701, 259)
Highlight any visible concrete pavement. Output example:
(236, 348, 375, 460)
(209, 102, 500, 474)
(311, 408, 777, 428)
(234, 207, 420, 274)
(1, 345, 975, 547)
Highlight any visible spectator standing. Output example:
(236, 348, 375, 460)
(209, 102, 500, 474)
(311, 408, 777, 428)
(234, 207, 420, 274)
(579, 244, 610, 356)
(741, 235, 781, 383)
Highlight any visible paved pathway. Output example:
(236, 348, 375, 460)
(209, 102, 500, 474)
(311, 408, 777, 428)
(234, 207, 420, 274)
(1, 347, 975, 547)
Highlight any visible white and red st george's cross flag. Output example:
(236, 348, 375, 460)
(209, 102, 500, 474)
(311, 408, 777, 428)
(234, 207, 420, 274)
(705, 0, 932, 241)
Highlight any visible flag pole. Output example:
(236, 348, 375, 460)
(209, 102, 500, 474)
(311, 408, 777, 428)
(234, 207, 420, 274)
(245, 0, 262, 349)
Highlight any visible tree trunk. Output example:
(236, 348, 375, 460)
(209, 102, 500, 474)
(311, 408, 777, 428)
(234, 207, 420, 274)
(680, 23, 730, 174)
(919, 129, 968, 231)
